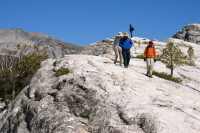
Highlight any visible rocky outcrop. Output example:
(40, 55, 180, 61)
(0, 29, 84, 58)
(80, 38, 113, 56)
(0, 55, 200, 133)
(173, 24, 200, 44)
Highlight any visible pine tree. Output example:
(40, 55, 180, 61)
(160, 42, 186, 77)
(187, 46, 196, 66)
(0, 44, 48, 108)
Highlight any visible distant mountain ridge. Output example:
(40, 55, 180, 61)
(0, 28, 84, 58)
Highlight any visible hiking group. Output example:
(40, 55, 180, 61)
(113, 25, 157, 78)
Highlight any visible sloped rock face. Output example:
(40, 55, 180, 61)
(0, 55, 200, 133)
(173, 24, 200, 44)
(0, 29, 84, 58)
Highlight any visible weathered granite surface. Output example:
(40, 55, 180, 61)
(0, 55, 200, 133)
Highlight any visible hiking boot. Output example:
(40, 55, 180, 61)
(124, 66, 128, 68)
(149, 75, 153, 78)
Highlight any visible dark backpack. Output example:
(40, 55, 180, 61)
(130, 25, 134, 31)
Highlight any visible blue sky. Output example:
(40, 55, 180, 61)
(1, 0, 200, 46)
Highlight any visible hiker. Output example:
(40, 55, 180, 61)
(143, 40, 156, 78)
(129, 24, 134, 38)
(119, 32, 133, 68)
(113, 32, 123, 66)
(184, 30, 190, 42)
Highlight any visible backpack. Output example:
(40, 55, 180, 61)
(130, 27, 134, 31)
(130, 25, 134, 31)
(145, 46, 155, 55)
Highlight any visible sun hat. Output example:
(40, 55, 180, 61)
(123, 32, 129, 37)
(116, 32, 123, 37)
(149, 40, 153, 44)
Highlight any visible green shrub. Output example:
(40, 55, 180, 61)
(133, 54, 144, 59)
(54, 67, 70, 77)
(153, 71, 182, 83)
(35, 96, 41, 101)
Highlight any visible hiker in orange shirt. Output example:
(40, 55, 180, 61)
(143, 40, 156, 78)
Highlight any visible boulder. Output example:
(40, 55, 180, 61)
(173, 24, 200, 44)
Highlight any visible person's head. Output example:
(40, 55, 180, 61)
(149, 40, 153, 46)
(116, 32, 123, 37)
(123, 32, 129, 38)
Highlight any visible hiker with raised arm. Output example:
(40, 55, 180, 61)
(129, 24, 134, 38)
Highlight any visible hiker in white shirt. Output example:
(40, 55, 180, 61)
(113, 32, 123, 66)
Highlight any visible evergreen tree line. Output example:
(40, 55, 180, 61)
(0, 44, 48, 109)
